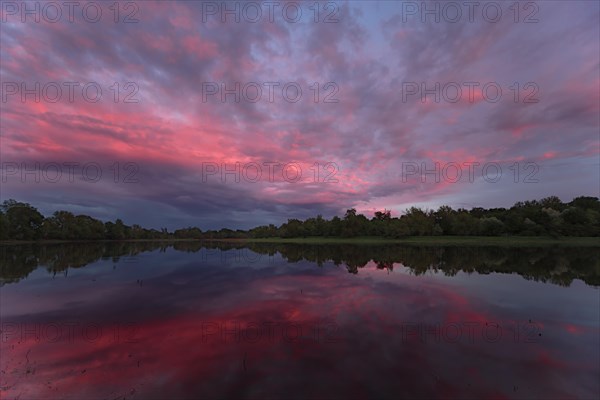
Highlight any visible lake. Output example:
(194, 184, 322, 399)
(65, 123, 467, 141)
(1, 242, 599, 399)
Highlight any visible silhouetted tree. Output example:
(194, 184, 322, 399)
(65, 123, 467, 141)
(1, 200, 44, 240)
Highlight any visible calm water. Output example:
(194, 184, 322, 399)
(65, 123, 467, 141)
(1, 242, 599, 399)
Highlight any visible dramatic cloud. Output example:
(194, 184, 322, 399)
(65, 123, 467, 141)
(1, 0, 598, 229)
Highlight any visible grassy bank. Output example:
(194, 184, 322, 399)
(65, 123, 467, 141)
(240, 236, 600, 247)
(0, 238, 196, 245)
(1, 236, 598, 247)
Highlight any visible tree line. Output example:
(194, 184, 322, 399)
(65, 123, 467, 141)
(0, 195, 599, 241)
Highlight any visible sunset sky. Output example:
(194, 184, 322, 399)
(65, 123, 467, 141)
(1, 0, 598, 230)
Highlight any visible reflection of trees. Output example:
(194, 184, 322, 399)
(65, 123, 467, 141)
(241, 243, 600, 287)
(172, 241, 205, 253)
(0, 241, 171, 285)
(1, 242, 598, 287)
(376, 261, 394, 272)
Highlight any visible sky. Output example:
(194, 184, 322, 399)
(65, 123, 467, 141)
(1, 0, 599, 230)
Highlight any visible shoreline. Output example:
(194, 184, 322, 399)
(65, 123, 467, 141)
(1, 236, 598, 247)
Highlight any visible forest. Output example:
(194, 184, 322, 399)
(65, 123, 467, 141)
(1, 196, 599, 241)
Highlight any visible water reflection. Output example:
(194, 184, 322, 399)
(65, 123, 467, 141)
(2, 241, 599, 286)
(1, 242, 599, 399)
